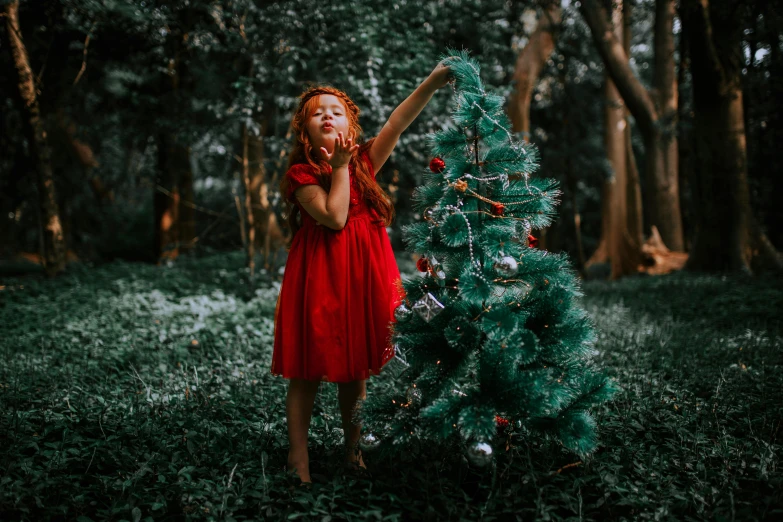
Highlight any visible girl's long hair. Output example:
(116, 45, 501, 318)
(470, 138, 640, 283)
(279, 86, 395, 242)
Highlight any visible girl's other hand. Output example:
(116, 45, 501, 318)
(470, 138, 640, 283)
(320, 132, 359, 168)
(427, 61, 453, 90)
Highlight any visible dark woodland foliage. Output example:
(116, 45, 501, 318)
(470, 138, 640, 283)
(1, 0, 780, 266)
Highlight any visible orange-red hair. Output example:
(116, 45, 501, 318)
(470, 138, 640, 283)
(279, 86, 395, 241)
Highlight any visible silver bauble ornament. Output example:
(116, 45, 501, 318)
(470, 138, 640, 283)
(494, 255, 518, 277)
(423, 208, 436, 221)
(358, 432, 381, 452)
(394, 303, 413, 323)
(466, 441, 493, 467)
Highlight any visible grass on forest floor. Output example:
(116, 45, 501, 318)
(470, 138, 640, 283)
(1, 251, 782, 521)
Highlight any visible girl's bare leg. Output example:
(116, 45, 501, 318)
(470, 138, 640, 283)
(337, 379, 367, 467)
(286, 378, 321, 482)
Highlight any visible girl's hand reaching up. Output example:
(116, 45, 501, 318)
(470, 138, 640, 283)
(427, 60, 453, 90)
(321, 132, 359, 169)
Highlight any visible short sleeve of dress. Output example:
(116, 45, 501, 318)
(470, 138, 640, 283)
(285, 164, 320, 203)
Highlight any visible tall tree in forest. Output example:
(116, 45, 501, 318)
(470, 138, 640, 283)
(2, 0, 66, 275)
(680, 0, 782, 273)
(580, 0, 684, 252)
(588, 0, 643, 278)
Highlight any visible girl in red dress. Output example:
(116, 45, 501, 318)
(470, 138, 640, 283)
(272, 62, 452, 484)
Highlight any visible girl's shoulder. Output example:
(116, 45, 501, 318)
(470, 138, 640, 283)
(285, 163, 322, 203)
(286, 162, 318, 178)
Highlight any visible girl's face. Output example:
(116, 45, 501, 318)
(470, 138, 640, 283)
(305, 94, 352, 158)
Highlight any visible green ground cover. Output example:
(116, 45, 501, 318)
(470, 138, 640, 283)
(1, 252, 781, 521)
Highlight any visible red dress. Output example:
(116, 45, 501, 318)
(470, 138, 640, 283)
(271, 151, 403, 383)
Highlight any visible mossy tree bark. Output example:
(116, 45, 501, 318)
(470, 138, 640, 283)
(2, 0, 66, 276)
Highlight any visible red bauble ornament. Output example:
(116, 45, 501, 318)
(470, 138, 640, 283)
(491, 203, 505, 216)
(495, 415, 509, 429)
(429, 157, 446, 173)
(527, 234, 538, 248)
(416, 256, 430, 272)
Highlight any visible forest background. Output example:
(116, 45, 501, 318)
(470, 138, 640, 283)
(2, 0, 781, 278)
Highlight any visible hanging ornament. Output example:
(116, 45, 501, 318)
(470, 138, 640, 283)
(412, 292, 445, 322)
(394, 303, 413, 323)
(423, 207, 436, 222)
(406, 387, 422, 406)
(495, 415, 510, 430)
(416, 256, 430, 272)
(429, 157, 446, 173)
(427, 256, 446, 281)
(393, 343, 410, 367)
(527, 234, 538, 248)
(491, 203, 505, 216)
(454, 180, 468, 192)
(358, 432, 381, 452)
(466, 441, 493, 467)
(493, 255, 518, 277)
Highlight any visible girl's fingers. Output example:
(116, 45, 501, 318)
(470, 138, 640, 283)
(320, 146, 329, 158)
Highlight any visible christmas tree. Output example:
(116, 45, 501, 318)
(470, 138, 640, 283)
(358, 50, 619, 465)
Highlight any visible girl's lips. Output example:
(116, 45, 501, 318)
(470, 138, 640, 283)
(322, 123, 334, 131)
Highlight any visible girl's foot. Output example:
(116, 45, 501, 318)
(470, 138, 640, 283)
(343, 448, 371, 478)
(285, 461, 312, 485)
(344, 444, 366, 468)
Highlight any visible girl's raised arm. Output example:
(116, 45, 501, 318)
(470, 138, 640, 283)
(368, 62, 452, 174)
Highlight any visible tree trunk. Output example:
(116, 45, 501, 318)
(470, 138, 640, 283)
(580, 0, 685, 251)
(586, 180, 612, 267)
(649, 0, 683, 251)
(605, 1, 641, 279)
(623, 0, 644, 249)
(177, 142, 195, 252)
(676, 7, 693, 250)
(508, 1, 562, 142)
(154, 25, 192, 262)
(2, 1, 66, 276)
(240, 121, 256, 277)
(682, 0, 781, 273)
(154, 132, 180, 261)
(174, 34, 194, 254)
(586, 0, 642, 278)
